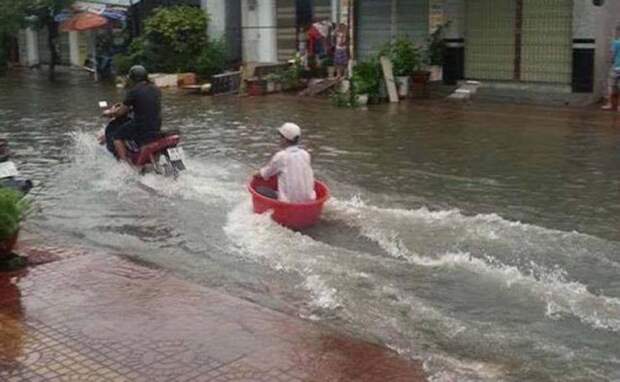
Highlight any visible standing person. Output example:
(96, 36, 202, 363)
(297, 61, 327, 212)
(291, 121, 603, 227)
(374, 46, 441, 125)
(334, 23, 349, 78)
(602, 26, 620, 111)
(253, 123, 316, 203)
(102, 65, 162, 162)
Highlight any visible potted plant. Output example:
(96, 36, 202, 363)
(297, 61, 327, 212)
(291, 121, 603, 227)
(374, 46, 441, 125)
(351, 58, 382, 106)
(383, 38, 421, 98)
(245, 77, 267, 96)
(324, 56, 336, 78)
(0, 189, 29, 259)
(426, 22, 450, 82)
(282, 59, 304, 91)
(263, 73, 281, 93)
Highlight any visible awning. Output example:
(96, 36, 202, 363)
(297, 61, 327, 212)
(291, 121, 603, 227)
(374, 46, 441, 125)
(59, 12, 108, 32)
(84, 0, 142, 7)
(54, 1, 133, 24)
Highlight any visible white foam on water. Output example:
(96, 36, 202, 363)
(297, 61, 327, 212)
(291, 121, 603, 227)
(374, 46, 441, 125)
(329, 196, 620, 333)
(303, 274, 342, 310)
(139, 158, 245, 204)
(68, 131, 246, 205)
(224, 201, 345, 311)
(424, 355, 508, 382)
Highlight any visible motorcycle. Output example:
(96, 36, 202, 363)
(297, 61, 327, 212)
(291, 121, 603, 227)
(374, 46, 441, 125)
(0, 139, 33, 194)
(98, 101, 186, 177)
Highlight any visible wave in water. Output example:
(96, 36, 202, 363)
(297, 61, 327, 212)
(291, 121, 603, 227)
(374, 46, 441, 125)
(330, 196, 620, 333)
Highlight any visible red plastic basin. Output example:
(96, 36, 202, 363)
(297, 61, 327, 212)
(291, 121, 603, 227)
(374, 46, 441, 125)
(248, 176, 330, 230)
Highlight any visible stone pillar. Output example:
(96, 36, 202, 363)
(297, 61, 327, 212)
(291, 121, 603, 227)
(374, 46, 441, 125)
(331, 0, 339, 22)
(241, 0, 277, 63)
(25, 28, 39, 67)
(572, 0, 601, 95)
(202, 0, 227, 39)
(441, 0, 465, 85)
(69, 31, 80, 66)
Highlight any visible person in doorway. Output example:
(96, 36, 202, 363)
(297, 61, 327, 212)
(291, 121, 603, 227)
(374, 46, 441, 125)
(253, 123, 316, 203)
(334, 23, 349, 78)
(101, 65, 162, 162)
(602, 26, 620, 111)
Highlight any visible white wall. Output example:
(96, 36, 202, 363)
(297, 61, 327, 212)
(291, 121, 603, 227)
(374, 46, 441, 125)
(202, 0, 227, 39)
(442, 0, 465, 39)
(241, 0, 277, 63)
(574, 0, 620, 98)
(23, 28, 39, 67)
(69, 31, 80, 66)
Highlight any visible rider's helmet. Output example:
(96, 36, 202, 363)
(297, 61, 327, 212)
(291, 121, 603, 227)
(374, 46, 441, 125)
(128, 65, 148, 83)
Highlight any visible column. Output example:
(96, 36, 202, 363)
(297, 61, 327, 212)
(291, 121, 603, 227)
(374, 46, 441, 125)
(202, 0, 227, 39)
(331, 0, 339, 22)
(69, 31, 80, 66)
(241, 0, 277, 63)
(25, 28, 39, 67)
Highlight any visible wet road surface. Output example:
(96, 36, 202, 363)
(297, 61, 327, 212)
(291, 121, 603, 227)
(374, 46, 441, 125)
(1, 69, 620, 381)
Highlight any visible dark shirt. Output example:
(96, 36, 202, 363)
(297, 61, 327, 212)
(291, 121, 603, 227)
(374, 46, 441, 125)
(123, 81, 162, 142)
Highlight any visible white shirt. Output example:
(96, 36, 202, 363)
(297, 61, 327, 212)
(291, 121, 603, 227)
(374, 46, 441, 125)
(260, 146, 316, 203)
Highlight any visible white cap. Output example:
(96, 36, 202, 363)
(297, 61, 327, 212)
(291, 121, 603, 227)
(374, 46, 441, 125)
(278, 123, 301, 141)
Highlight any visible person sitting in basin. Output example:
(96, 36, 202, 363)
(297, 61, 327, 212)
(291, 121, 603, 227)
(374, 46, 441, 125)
(254, 123, 316, 203)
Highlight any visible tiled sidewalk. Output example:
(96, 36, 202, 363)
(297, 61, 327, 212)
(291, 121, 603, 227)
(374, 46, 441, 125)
(0, 248, 426, 382)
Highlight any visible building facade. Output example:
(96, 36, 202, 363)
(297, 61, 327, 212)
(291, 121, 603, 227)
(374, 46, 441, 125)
(205, 0, 346, 63)
(350, 0, 620, 101)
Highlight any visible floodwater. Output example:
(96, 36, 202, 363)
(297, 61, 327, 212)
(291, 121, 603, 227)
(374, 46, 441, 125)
(2, 69, 620, 381)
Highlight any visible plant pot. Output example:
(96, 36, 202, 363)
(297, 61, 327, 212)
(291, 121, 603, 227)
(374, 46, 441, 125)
(0, 231, 19, 259)
(412, 70, 431, 84)
(266, 80, 276, 93)
(356, 94, 369, 106)
(327, 66, 336, 78)
(429, 66, 443, 82)
(245, 79, 266, 96)
(395, 76, 410, 98)
(411, 70, 431, 99)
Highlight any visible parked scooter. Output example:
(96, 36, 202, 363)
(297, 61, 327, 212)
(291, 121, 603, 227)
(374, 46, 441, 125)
(0, 139, 33, 194)
(97, 101, 186, 177)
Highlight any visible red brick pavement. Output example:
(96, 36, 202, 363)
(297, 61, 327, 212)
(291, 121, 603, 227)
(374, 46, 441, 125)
(0, 247, 427, 382)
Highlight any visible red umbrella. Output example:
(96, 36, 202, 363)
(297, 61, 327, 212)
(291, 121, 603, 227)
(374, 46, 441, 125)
(60, 12, 108, 32)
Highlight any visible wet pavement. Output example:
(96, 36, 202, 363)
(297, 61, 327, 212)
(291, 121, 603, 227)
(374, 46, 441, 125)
(0, 244, 426, 382)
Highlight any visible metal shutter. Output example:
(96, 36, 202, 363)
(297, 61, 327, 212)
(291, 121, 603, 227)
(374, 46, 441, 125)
(313, 0, 331, 21)
(18, 30, 28, 66)
(521, 0, 572, 84)
(58, 33, 70, 65)
(356, 0, 391, 60)
(37, 28, 51, 64)
(465, 0, 515, 81)
(277, 0, 297, 62)
(396, 0, 429, 45)
(357, 0, 429, 61)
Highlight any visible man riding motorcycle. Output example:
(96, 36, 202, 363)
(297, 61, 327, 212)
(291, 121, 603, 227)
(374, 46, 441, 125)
(100, 65, 162, 163)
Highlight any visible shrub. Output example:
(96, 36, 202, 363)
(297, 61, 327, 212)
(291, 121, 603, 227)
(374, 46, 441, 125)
(279, 54, 304, 90)
(113, 6, 228, 76)
(329, 90, 358, 108)
(381, 37, 422, 76)
(196, 38, 227, 77)
(351, 58, 382, 97)
(0, 189, 29, 241)
(426, 22, 450, 66)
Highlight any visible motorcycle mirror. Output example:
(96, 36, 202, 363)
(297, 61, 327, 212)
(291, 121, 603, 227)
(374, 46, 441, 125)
(99, 101, 108, 109)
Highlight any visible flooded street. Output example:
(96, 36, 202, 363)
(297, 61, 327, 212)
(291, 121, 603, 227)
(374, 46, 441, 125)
(2, 70, 620, 381)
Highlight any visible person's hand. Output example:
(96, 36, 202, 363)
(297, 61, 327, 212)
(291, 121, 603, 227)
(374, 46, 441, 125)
(97, 131, 105, 144)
